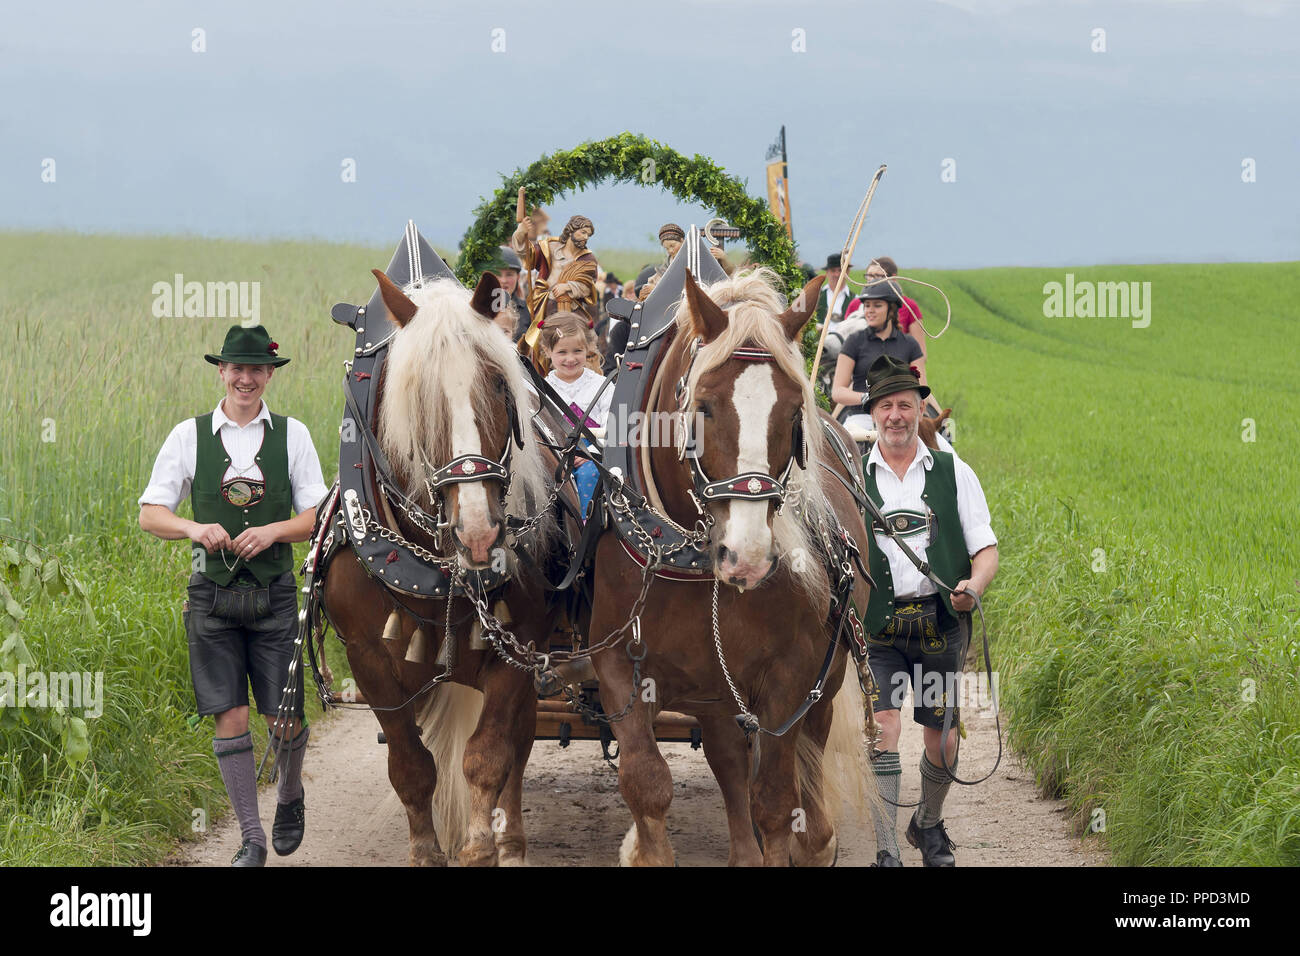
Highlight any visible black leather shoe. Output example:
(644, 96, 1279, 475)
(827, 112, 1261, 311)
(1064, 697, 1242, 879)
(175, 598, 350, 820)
(872, 849, 904, 867)
(231, 840, 267, 867)
(272, 796, 305, 856)
(906, 814, 956, 867)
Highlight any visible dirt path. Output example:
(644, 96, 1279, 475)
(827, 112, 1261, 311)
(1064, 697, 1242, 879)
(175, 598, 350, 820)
(170, 698, 1106, 867)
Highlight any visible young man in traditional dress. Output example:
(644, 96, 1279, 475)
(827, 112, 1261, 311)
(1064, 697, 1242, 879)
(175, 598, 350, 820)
(138, 326, 327, 866)
(859, 355, 998, 867)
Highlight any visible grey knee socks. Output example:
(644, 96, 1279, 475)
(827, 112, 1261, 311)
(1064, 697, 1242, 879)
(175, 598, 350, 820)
(917, 752, 956, 828)
(213, 732, 265, 848)
(869, 749, 902, 857)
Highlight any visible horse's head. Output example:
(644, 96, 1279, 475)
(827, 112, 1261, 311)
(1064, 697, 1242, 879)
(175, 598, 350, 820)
(373, 269, 544, 570)
(675, 269, 826, 590)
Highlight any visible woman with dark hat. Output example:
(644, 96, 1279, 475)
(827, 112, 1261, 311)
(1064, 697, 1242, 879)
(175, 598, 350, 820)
(138, 325, 327, 866)
(832, 281, 943, 427)
(850, 257, 926, 346)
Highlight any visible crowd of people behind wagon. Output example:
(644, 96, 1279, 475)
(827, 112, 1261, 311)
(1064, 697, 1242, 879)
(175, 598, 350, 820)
(491, 206, 952, 455)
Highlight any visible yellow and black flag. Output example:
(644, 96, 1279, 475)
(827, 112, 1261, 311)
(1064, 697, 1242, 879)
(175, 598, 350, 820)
(765, 126, 792, 239)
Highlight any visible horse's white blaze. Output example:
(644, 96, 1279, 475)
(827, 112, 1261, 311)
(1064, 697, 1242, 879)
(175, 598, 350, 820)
(446, 361, 493, 545)
(722, 364, 776, 568)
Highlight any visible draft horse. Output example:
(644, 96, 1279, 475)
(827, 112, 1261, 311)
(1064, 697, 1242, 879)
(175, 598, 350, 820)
(318, 271, 577, 866)
(588, 268, 878, 866)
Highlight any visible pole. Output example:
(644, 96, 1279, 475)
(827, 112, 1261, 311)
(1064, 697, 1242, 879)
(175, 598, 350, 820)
(809, 164, 887, 387)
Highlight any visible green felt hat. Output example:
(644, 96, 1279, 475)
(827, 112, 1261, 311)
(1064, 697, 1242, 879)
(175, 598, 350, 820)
(204, 325, 289, 367)
(865, 354, 929, 411)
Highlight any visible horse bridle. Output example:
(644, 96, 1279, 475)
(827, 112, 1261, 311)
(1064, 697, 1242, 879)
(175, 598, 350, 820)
(416, 387, 527, 548)
(674, 338, 808, 513)
(422, 394, 524, 494)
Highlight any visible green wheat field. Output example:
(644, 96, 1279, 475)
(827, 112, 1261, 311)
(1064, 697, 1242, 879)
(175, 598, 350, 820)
(1, 232, 1296, 865)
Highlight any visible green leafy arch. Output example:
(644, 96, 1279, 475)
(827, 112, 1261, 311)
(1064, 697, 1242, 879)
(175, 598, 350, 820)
(455, 132, 804, 293)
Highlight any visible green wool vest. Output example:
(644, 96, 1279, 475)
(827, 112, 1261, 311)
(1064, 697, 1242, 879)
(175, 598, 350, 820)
(862, 447, 972, 635)
(191, 412, 292, 586)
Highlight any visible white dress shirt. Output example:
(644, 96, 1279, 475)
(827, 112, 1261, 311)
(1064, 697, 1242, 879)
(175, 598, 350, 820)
(139, 399, 328, 516)
(822, 284, 852, 322)
(865, 437, 997, 599)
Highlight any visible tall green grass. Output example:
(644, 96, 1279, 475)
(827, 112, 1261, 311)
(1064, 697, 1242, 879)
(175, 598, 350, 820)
(905, 263, 1300, 865)
(1, 232, 1295, 864)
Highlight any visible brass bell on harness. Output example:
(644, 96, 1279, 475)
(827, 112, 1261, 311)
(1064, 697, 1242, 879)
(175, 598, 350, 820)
(405, 627, 428, 664)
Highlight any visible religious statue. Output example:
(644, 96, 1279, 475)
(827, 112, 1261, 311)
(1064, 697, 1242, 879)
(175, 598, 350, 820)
(511, 188, 599, 360)
(637, 222, 735, 301)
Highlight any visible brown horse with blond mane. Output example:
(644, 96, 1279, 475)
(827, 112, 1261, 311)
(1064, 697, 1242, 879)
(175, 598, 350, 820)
(587, 268, 879, 866)
(320, 270, 578, 866)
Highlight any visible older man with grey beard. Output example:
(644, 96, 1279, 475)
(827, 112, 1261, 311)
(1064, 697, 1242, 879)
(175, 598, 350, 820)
(857, 355, 998, 868)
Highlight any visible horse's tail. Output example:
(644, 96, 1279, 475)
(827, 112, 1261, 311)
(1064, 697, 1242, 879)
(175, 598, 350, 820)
(797, 665, 880, 833)
(414, 681, 483, 857)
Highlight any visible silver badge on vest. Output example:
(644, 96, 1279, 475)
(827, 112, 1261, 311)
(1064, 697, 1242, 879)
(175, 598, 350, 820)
(874, 508, 933, 540)
(222, 478, 266, 508)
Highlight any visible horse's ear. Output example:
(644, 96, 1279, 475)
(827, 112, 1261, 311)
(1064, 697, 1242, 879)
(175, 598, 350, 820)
(684, 268, 728, 344)
(372, 269, 418, 327)
(779, 274, 825, 341)
(470, 271, 503, 320)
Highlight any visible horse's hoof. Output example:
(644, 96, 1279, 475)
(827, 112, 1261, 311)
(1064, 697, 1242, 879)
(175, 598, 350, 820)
(409, 837, 448, 867)
(457, 839, 500, 868)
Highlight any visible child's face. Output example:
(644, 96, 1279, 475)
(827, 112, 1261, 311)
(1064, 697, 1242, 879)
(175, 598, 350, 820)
(547, 334, 588, 379)
(492, 310, 514, 338)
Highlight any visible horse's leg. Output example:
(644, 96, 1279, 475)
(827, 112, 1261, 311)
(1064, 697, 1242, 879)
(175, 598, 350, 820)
(789, 683, 839, 867)
(379, 706, 446, 867)
(610, 699, 675, 867)
(494, 697, 537, 867)
(592, 647, 675, 866)
(458, 657, 535, 867)
(697, 716, 763, 866)
(328, 559, 445, 866)
(749, 727, 801, 867)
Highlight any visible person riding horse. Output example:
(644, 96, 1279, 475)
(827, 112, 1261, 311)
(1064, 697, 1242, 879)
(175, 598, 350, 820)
(138, 325, 327, 866)
(858, 354, 998, 867)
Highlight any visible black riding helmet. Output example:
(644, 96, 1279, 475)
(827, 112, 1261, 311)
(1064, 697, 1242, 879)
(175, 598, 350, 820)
(860, 279, 903, 306)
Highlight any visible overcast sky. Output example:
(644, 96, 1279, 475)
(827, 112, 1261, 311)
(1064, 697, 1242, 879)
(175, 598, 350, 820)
(2, 0, 1296, 268)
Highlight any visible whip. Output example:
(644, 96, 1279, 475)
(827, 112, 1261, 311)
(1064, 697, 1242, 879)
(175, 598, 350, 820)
(809, 164, 887, 386)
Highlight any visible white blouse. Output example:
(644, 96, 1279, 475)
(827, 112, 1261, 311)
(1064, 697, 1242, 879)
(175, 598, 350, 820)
(545, 367, 612, 430)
